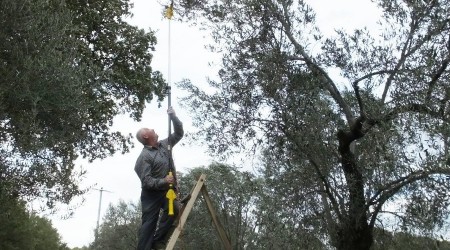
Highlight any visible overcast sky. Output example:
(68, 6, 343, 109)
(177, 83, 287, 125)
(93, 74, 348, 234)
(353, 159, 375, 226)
(49, 0, 381, 248)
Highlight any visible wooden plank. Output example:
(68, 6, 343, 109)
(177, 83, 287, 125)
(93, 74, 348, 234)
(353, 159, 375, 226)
(165, 174, 206, 250)
(201, 185, 232, 250)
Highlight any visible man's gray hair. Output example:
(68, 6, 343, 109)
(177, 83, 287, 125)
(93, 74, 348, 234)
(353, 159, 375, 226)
(136, 128, 146, 145)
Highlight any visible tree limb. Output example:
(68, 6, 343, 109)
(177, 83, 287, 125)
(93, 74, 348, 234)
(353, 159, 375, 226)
(308, 155, 343, 220)
(352, 82, 365, 118)
(368, 168, 450, 227)
(426, 54, 450, 103)
(381, 19, 417, 103)
(352, 70, 398, 86)
(276, 2, 354, 124)
(384, 103, 444, 121)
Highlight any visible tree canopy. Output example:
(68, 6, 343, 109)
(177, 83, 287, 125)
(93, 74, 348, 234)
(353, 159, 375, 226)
(0, 0, 165, 208)
(173, 0, 450, 249)
(91, 200, 140, 250)
(0, 189, 69, 250)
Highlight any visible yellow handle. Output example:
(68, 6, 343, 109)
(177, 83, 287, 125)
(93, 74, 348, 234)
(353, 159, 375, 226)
(166, 171, 176, 216)
(166, 189, 176, 215)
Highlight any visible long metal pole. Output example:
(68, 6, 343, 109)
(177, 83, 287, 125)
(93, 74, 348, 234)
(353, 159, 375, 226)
(167, 9, 172, 143)
(95, 187, 112, 239)
(96, 188, 103, 231)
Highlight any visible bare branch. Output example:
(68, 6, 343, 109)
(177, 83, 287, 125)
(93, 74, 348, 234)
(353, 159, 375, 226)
(352, 70, 398, 86)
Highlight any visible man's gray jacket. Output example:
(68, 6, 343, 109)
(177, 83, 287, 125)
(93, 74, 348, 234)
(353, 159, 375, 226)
(134, 115, 183, 191)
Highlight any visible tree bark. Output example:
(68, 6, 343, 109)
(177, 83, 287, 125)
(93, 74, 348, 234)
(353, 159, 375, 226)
(335, 121, 373, 250)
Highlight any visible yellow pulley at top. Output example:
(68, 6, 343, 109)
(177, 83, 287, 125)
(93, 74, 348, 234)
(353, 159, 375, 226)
(165, 1, 174, 20)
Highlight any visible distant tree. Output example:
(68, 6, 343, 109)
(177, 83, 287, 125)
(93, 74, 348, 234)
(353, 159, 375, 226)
(0, 0, 165, 208)
(0, 187, 68, 250)
(91, 200, 140, 250)
(0, 187, 33, 250)
(71, 247, 90, 250)
(29, 214, 69, 250)
(175, 0, 450, 249)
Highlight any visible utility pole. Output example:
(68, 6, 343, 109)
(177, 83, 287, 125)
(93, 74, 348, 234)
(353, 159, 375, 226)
(94, 187, 112, 240)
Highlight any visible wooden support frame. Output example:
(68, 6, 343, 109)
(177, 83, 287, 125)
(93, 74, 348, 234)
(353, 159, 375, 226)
(165, 174, 232, 250)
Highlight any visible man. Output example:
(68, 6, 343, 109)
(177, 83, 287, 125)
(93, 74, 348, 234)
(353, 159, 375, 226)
(134, 106, 183, 250)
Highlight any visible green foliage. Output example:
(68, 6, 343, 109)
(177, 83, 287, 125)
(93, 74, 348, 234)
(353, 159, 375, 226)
(30, 214, 70, 250)
(71, 247, 90, 250)
(0, 188, 33, 250)
(65, 0, 166, 121)
(0, 0, 165, 208)
(0, 187, 68, 250)
(174, 0, 450, 249)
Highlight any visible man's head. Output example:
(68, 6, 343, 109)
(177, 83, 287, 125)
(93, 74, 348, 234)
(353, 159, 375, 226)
(136, 128, 158, 146)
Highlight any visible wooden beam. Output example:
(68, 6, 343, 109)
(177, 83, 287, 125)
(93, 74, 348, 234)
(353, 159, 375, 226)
(202, 185, 232, 250)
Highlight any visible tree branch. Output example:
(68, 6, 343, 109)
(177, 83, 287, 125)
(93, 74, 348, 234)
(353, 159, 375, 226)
(276, 3, 354, 124)
(382, 10, 449, 103)
(352, 82, 364, 118)
(381, 20, 417, 103)
(385, 103, 444, 121)
(308, 156, 343, 220)
(368, 168, 450, 227)
(426, 54, 450, 103)
(279, 120, 343, 220)
(352, 70, 398, 86)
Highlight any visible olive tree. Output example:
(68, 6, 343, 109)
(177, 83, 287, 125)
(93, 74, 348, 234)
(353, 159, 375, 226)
(0, 0, 165, 208)
(173, 0, 450, 249)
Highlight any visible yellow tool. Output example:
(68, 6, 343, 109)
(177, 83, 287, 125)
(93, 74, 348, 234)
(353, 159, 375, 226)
(166, 171, 177, 216)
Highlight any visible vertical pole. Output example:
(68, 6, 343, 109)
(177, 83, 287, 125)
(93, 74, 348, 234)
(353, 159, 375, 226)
(168, 8, 171, 88)
(167, 86, 172, 141)
(167, 8, 172, 142)
(95, 187, 104, 239)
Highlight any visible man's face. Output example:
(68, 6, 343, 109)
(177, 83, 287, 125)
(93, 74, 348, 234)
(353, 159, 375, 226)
(147, 129, 158, 143)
